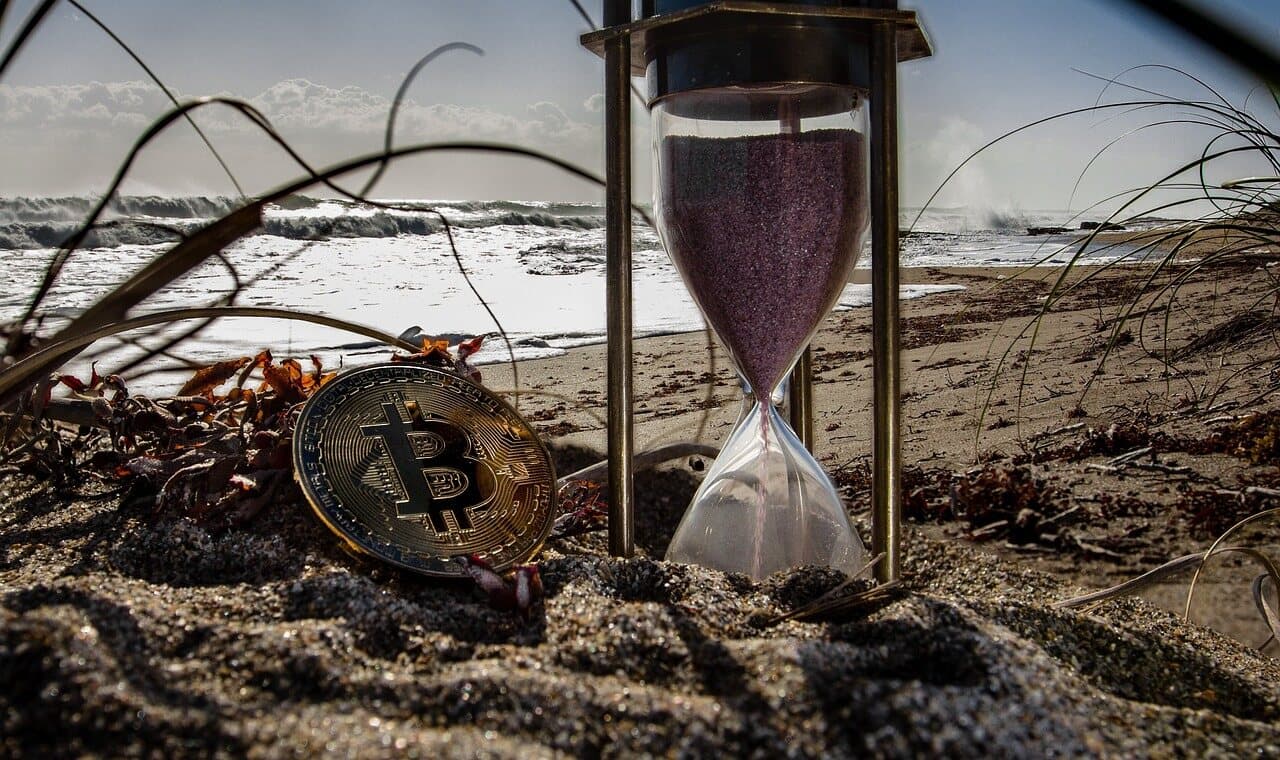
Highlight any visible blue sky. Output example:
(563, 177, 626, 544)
(0, 0, 1276, 213)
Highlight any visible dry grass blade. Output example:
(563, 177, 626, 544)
(0, 306, 418, 407)
(65, 205, 264, 338)
(0, 205, 264, 409)
(914, 59, 1280, 440)
(0, 0, 55, 81)
(1249, 573, 1280, 647)
(4, 97, 275, 357)
(1055, 552, 1218, 610)
(766, 553, 902, 625)
(1049, 545, 1228, 609)
(1057, 542, 1280, 651)
(95, 43, 482, 382)
(2, 26, 658, 431)
(1184, 507, 1280, 620)
(1056, 508, 1280, 650)
(1124, 0, 1280, 87)
(769, 580, 904, 626)
(365, 42, 484, 195)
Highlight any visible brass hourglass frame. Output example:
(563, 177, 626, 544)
(582, 1, 931, 584)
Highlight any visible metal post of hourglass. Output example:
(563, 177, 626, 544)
(870, 18, 903, 585)
(602, 0, 634, 558)
(785, 95, 815, 452)
(788, 350, 815, 450)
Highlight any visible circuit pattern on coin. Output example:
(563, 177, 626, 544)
(294, 364, 556, 577)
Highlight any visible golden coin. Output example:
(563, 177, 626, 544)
(293, 363, 556, 577)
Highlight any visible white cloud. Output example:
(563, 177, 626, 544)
(583, 93, 604, 113)
(0, 79, 605, 198)
(248, 79, 390, 132)
(0, 80, 171, 128)
(0, 78, 599, 148)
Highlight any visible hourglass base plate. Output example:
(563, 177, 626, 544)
(665, 401, 867, 581)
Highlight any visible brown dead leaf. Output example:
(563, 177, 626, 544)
(179, 357, 252, 398)
(262, 358, 308, 403)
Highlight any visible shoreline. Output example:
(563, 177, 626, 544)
(465, 259, 1140, 369)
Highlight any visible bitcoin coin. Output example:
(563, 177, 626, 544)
(293, 363, 556, 577)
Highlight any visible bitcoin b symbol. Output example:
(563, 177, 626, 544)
(360, 401, 495, 532)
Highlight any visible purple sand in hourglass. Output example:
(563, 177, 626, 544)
(659, 129, 869, 395)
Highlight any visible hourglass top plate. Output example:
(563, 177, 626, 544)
(580, 2, 932, 70)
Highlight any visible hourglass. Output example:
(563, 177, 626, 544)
(655, 86, 869, 578)
(583, 1, 931, 582)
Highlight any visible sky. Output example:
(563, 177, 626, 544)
(0, 0, 1277, 214)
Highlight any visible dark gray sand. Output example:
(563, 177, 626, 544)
(2, 452, 1279, 758)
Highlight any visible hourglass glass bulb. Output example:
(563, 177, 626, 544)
(653, 84, 870, 580)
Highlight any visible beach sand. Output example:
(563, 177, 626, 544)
(488, 259, 1280, 641)
(3, 257, 1280, 755)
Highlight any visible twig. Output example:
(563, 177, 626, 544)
(766, 553, 897, 625)
(1055, 552, 1210, 609)
(1071, 536, 1126, 559)
(1129, 461, 1193, 475)
(1041, 504, 1084, 526)
(1029, 422, 1085, 441)
(969, 520, 1009, 539)
(1198, 400, 1240, 417)
(1108, 446, 1153, 466)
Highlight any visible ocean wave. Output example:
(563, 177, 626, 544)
(0, 195, 242, 223)
(0, 203, 608, 250)
(0, 220, 186, 250)
(4, 197, 1146, 238)
(481, 210, 603, 230)
(983, 209, 1038, 232)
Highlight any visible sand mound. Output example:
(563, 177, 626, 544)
(1, 471, 1278, 757)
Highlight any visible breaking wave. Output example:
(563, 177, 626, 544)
(0, 195, 244, 223)
(983, 208, 1037, 232)
(0, 196, 607, 250)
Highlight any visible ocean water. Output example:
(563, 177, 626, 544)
(0, 196, 1155, 391)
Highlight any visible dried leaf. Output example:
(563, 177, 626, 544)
(58, 362, 103, 395)
(157, 456, 238, 517)
(57, 374, 87, 393)
(391, 342, 455, 368)
(178, 357, 251, 398)
(44, 346, 333, 526)
(457, 335, 484, 359)
(262, 358, 307, 402)
(237, 349, 272, 388)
